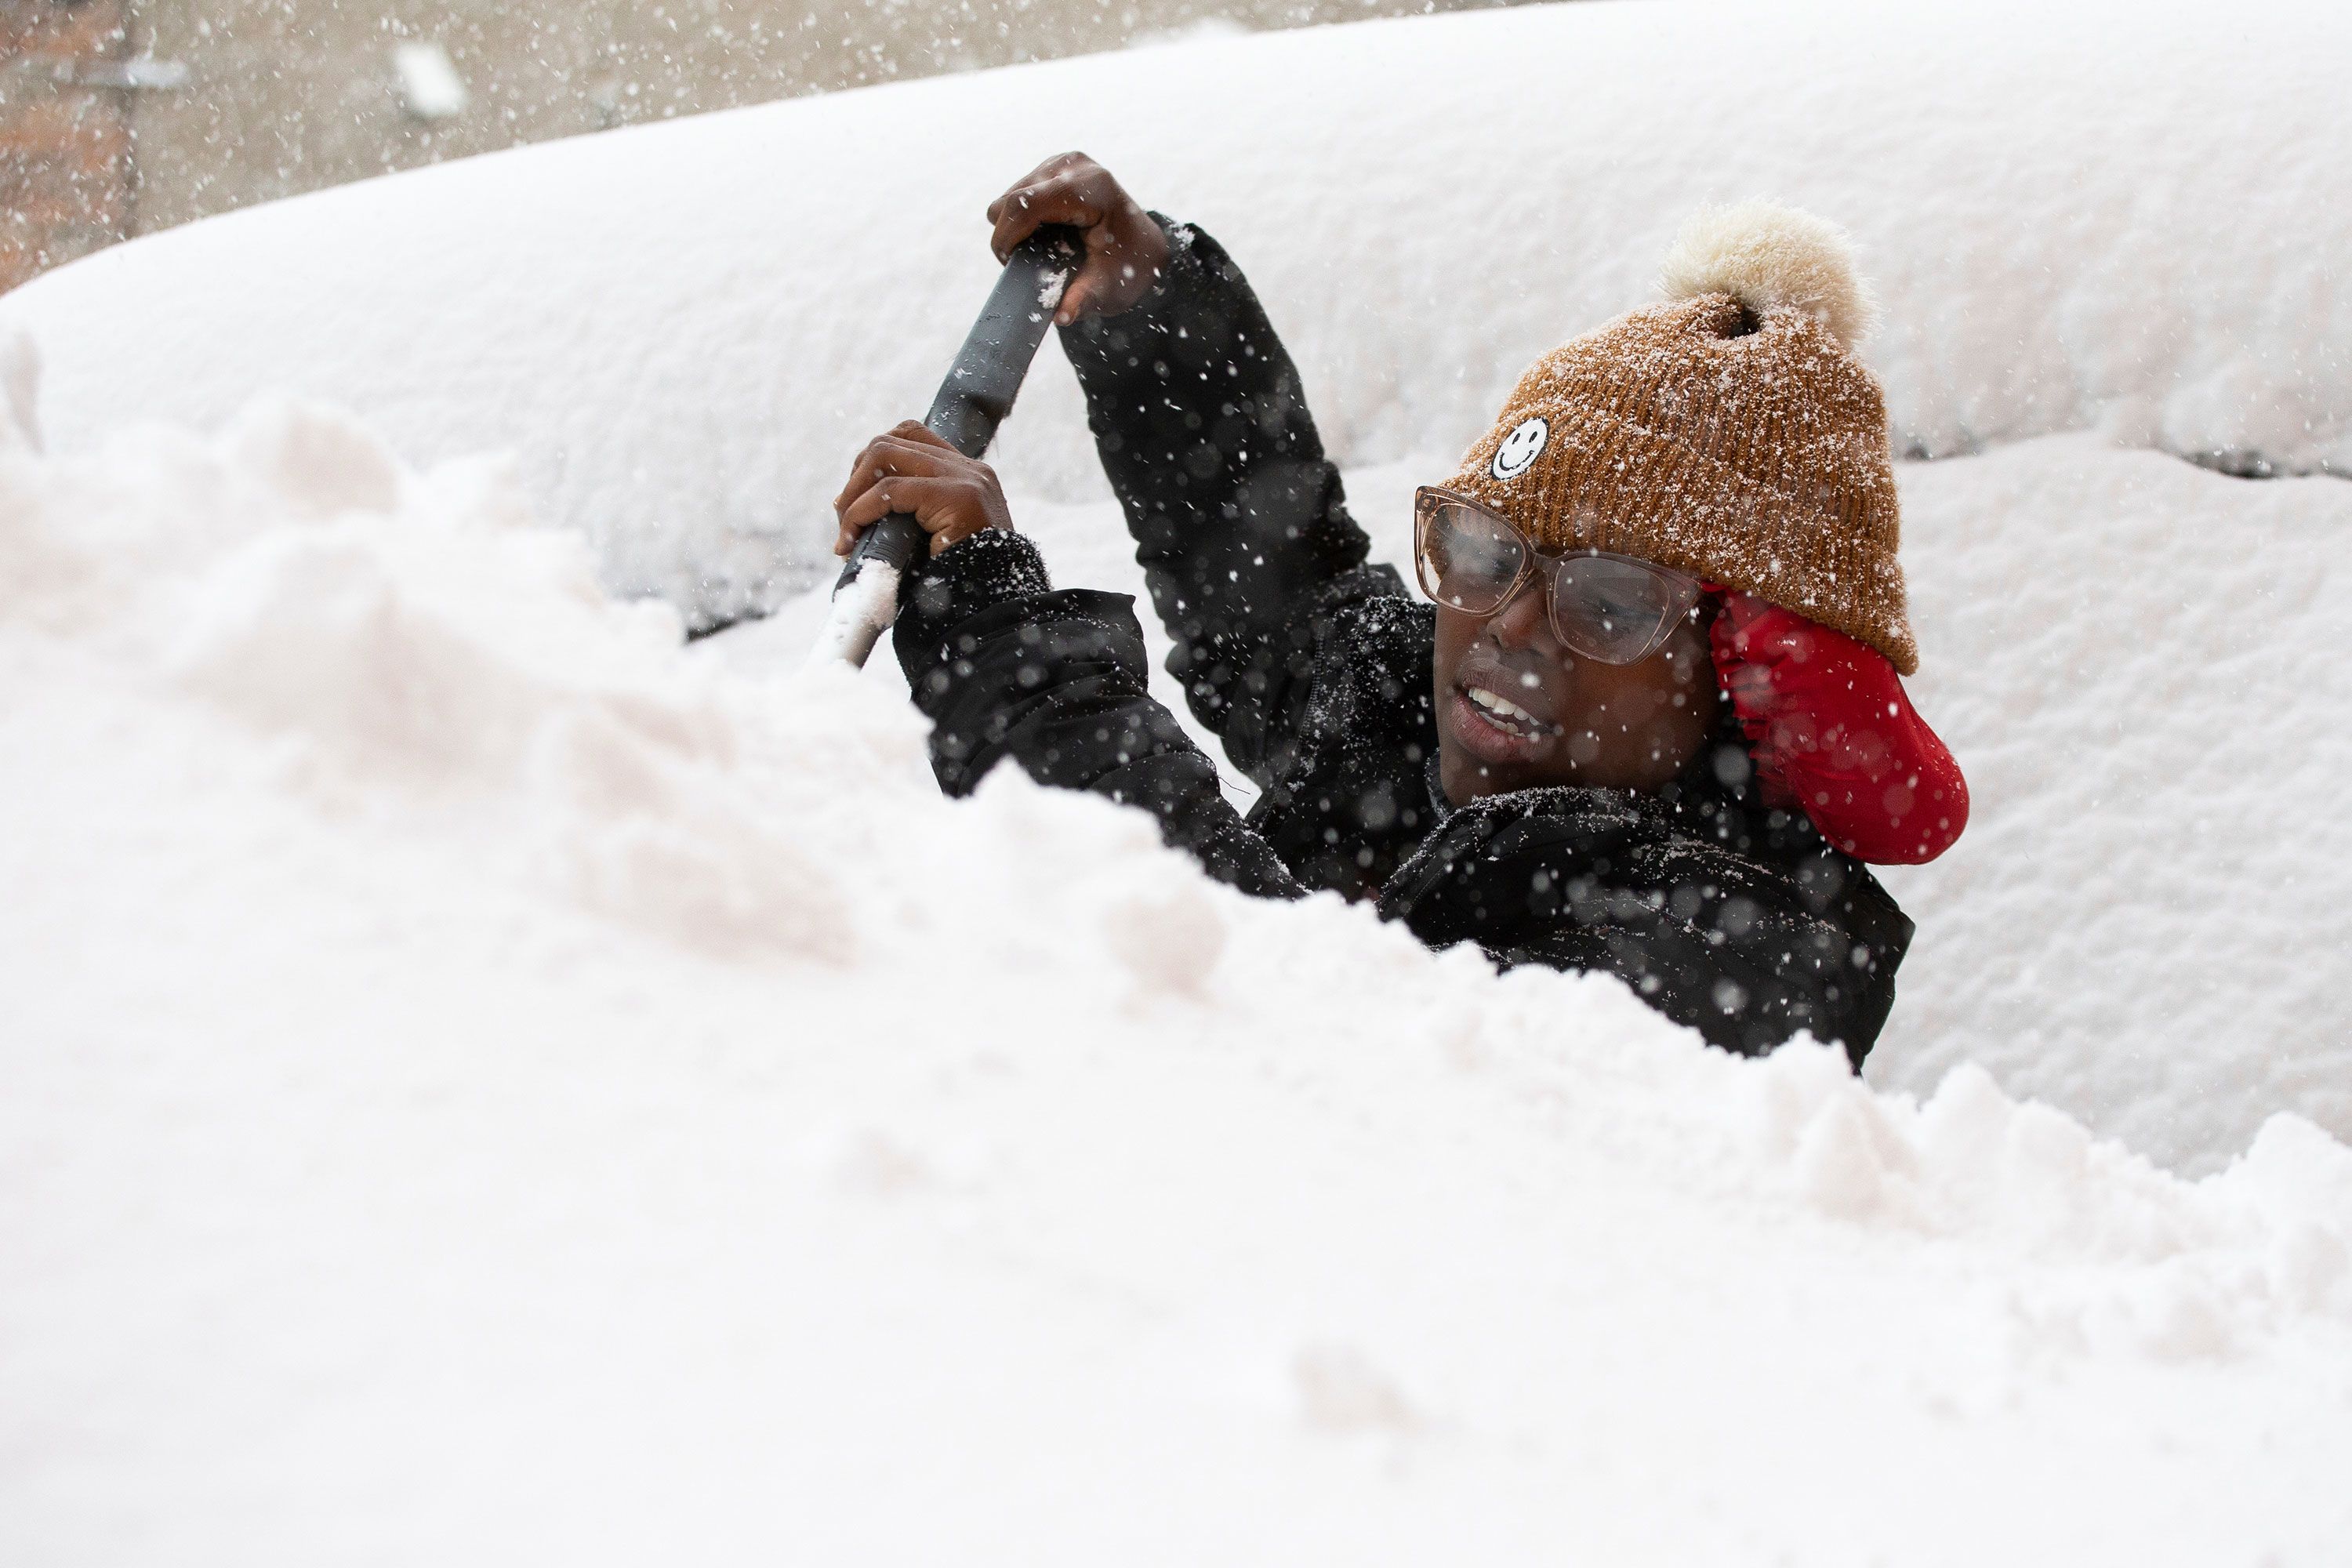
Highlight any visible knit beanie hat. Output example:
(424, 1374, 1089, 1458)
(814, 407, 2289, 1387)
(1444, 204, 1917, 673)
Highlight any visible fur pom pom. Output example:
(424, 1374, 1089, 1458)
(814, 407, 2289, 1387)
(1659, 202, 1879, 350)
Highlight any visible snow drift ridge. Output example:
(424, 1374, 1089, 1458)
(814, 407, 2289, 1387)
(5, 376, 2352, 1558)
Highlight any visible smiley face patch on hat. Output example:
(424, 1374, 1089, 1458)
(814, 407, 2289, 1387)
(1490, 416, 1548, 480)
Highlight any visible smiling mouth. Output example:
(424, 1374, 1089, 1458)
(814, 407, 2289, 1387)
(1460, 683, 1562, 739)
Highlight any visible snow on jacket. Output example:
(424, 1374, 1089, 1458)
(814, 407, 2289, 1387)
(892, 220, 1912, 1064)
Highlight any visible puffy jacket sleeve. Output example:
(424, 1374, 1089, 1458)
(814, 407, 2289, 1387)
(1057, 217, 1405, 788)
(891, 528, 1305, 901)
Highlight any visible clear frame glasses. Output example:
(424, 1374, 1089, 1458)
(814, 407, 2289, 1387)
(1413, 486, 1704, 666)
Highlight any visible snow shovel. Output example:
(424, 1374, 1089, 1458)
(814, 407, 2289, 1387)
(809, 225, 1083, 669)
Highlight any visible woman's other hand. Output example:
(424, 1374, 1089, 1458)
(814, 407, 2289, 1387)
(986, 151, 1171, 325)
(833, 420, 1014, 557)
(1710, 590, 1969, 864)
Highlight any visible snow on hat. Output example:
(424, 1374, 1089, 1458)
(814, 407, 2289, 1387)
(1446, 203, 1917, 673)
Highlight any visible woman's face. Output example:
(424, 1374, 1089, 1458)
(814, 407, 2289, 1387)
(1432, 586, 1721, 804)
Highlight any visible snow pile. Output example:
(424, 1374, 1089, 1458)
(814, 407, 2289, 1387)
(1878, 438, 2352, 1167)
(5, 382, 2352, 1561)
(4, 0, 2347, 620)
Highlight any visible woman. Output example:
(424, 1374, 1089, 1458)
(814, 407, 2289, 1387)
(833, 155, 1965, 1064)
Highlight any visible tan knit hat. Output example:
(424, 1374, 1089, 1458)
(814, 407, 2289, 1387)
(1446, 203, 1917, 673)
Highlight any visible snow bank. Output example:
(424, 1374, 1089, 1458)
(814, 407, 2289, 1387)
(5, 0, 2347, 622)
(1874, 437, 2352, 1168)
(5, 386, 2351, 1563)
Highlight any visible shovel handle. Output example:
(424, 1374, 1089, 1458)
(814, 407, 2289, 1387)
(818, 226, 1081, 666)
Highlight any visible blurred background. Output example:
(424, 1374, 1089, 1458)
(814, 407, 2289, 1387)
(0, 0, 1524, 292)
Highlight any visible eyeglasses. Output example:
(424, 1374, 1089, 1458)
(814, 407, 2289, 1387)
(1413, 487, 1704, 666)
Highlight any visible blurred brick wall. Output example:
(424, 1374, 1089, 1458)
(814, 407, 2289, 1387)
(2, 2, 134, 292)
(4, 0, 1530, 296)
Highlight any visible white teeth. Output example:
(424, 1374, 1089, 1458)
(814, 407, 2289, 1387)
(1465, 686, 1553, 733)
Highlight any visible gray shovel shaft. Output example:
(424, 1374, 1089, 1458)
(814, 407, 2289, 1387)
(814, 227, 1080, 668)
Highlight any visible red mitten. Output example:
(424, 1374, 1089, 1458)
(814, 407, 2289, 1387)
(1708, 591, 1968, 866)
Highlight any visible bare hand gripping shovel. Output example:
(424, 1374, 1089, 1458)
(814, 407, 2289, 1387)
(808, 226, 1082, 669)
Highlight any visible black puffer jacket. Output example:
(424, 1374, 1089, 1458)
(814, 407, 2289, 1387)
(893, 219, 1911, 1064)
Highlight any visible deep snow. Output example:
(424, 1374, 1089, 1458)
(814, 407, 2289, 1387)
(4, 389, 2350, 1563)
(5, 0, 2352, 1555)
